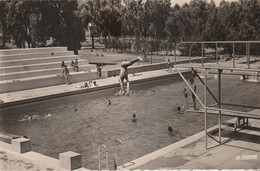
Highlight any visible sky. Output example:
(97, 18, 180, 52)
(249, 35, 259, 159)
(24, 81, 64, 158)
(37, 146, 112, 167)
(171, 0, 238, 6)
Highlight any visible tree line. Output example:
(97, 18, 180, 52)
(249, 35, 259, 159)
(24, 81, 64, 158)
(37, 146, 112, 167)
(0, 0, 259, 54)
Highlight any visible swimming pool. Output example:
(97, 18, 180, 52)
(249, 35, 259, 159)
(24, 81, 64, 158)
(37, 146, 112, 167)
(0, 76, 259, 169)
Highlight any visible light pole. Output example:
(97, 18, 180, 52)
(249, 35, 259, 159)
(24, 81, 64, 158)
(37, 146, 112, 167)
(88, 23, 91, 43)
(88, 23, 94, 49)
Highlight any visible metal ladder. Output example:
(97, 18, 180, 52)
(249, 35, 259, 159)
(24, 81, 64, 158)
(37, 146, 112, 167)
(98, 144, 108, 171)
(113, 139, 125, 170)
(97, 139, 125, 170)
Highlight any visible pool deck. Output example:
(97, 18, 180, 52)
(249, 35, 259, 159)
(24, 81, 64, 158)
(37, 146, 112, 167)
(0, 59, 259, 170)
(0, 67, 191, 108)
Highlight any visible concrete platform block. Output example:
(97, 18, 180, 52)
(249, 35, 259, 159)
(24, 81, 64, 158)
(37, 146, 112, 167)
(59, 151, 82, 170)
(11, 138, 31, 153)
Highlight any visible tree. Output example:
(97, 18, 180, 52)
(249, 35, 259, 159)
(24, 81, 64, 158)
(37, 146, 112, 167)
(78, 0, 122, 37)
(165, 4, 181, 43)
(0, 1, 11, 48)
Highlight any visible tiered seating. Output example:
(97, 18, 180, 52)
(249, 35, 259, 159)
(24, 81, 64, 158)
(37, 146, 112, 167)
(0, 47, 98, 93)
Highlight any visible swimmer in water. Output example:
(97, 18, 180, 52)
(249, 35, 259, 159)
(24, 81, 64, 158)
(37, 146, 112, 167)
(183, 88, 188, 99)
(177, 106, 185, 114)
(168, 126, 173, 135)
(107, 100, 111, 106)
(132, 114, 137, 122)
(45, 114, 52, 118)
(119, 56, 143, 95)
(115, 87, 120, 93)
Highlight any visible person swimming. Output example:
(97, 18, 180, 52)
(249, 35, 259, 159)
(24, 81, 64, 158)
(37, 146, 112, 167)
(45, 113, 52, 118)
(183, 88, 188, 99)
(177, 106, 185, 114)
(107, 100, 111, 106)
(168, 126, 173, 135)
(132, 114, 137, 122)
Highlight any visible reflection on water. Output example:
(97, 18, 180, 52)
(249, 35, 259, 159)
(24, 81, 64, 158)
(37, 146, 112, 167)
(17, 114, 53, 122)
(0, 77, 259, 170)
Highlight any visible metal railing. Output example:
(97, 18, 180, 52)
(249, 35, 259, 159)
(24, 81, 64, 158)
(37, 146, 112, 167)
(113, 139, 125, 169)
(98, 144, 108, 171)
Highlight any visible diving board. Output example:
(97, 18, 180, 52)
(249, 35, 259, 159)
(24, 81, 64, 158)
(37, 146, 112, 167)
(176, 64, 260, 73)
(186, 108, 260, 120)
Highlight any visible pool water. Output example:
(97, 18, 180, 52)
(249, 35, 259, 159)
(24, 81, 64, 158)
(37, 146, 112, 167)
(0, 76, 259, 169)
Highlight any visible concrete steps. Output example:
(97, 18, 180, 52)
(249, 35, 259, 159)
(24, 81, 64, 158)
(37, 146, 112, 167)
(0, 47, 94, 93)
(0, 55, 81, 67)
(0, 60, 92, 74)
(0, 51, 74, 61)
(0, 47, 67, 55)
(0, 64, 95, 81)
(0, 70, 102, 93)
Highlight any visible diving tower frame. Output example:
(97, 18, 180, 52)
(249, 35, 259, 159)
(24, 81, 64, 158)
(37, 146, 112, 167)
(174, 40, 260, 69)
(174, 64, 260, 149)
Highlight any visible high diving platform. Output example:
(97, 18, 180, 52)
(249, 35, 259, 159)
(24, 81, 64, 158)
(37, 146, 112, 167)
(173, 62, 260, 149)
(186, 108, 260, 120)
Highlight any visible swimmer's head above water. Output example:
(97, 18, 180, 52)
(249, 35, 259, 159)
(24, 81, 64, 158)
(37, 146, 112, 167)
(132, 114, 137, 122)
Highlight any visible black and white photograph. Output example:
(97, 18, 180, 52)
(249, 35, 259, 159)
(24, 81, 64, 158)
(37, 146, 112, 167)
(0, 0, 259, 170)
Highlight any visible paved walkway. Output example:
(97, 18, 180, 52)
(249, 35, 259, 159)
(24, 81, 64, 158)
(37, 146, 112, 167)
(0, 67, 190, 107)
(0, 147, 59, 171)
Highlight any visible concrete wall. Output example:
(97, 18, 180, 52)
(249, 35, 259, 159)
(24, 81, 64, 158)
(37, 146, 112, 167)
(0, 65, 94, 81)
(0, 51, 74, 61)
(0, 60, 91, 74)
(0, 47, 67, 55)
(0, 55, 78, 67)
(0, 71, 101, 93)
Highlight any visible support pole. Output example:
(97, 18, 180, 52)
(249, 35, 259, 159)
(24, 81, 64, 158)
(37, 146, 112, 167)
(191, 68, 219, 104)
(246, 43, 249, 69)
(233, 43, 235, 68)
(189, 45, 192, 63)
(189, 43, 195, 63)
(218, 69, 223, 144)
(204, 69, 208, 150)
(248, 43, 250, 69)
(201, 43, 204, 66)
(216, 43, 218, 64)
(174, 66, 205, 108)
(92, 34, 95, 49)
(174, 44, 177, 66)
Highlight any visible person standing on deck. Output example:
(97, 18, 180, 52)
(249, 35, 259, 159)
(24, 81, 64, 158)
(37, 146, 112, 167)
(119, 56, 143, 95)
(62, 65, 70, 85)
(167, 58, 172, 72)
(74, 59, 79, 72)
